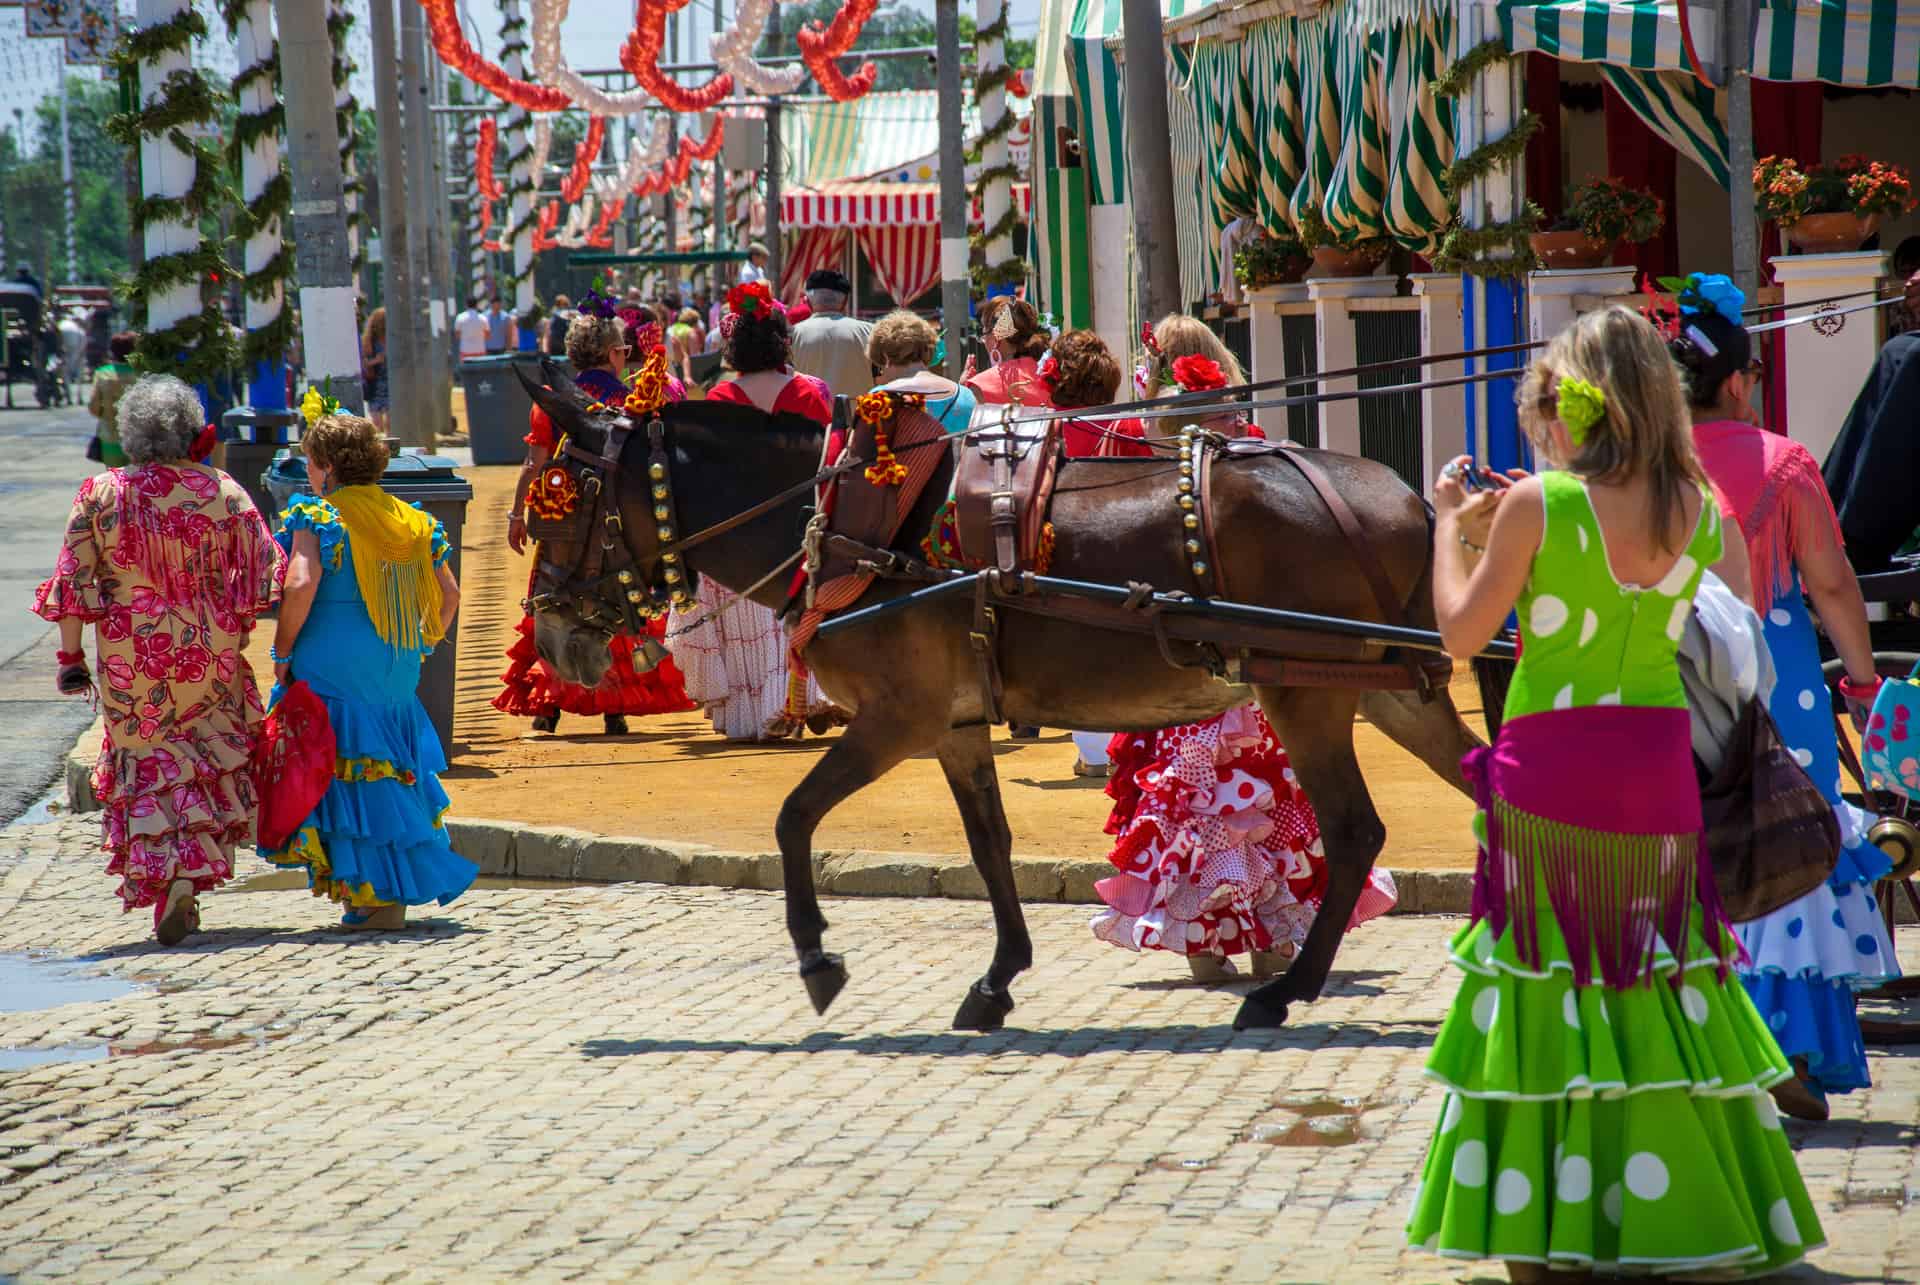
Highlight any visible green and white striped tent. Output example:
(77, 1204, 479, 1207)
(1500, 0, 1920, 187)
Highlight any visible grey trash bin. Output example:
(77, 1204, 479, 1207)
(221, 406, 301, 523)
(460, 353, 572, 464)
(378, 454, 474, 758)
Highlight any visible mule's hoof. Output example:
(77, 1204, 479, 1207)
(952, 980, 1014, 1032)
(1233, 985, 1290, 1031)
(799, 952, 848, 1015)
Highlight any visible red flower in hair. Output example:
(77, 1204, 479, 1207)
(726, 280, 777, 319)
(1170, 354, 1227, 392)
(1036, 356, 1060, 395)
(1139, 322, 1162, 357)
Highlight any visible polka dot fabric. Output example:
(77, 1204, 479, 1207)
(1088, 704, 1395, 959)
(1733, 573, 1899, 1094)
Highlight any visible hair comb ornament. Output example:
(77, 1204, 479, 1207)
(1556, 376, 1607, 445)
(1683, 325, 1720, 358)
(990, 305, 1018, 343)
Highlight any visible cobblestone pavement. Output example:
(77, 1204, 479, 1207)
(3, 818, 1920, 1283)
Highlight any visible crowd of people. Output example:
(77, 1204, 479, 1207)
(32, 232, 1920, 1280)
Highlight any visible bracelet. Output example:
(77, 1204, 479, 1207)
(56, 649, 85, 666)
(1457, 534, 1487, 555)
(1838, 674, 1883, 700)
(507, 511, 525, 523)
(269, 644, 294, 664)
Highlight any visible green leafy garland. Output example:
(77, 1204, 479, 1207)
(1429, 38, 1538, 281)
(108, 11, 238, 387)
(500, 9, 537, 297)
(220, 0, 296, 369)
(968, 7, 1025, 292)
(328, 5, 365, 275)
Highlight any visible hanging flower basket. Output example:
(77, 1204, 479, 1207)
(1784, 211, 1883, 254)
(1527, 230, 1614, 269)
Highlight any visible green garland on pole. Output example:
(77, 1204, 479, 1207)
(1428, 40, 1538, 280)
(329, 6, 364, 275)
(968, 12, 1026, 296)
(221, 0, 296, 368)
(1440, 111, 1541, 198)
(1431, 38, 1515, 101)
(108, 16, 238, 388)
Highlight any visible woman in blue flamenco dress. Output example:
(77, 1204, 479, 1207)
(1673, 273, 1899, 1120)
(262, 408, 477, 929)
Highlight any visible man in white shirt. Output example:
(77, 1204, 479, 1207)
(739, 242, 770, 286)
(788, 269, 874, 399)
(454, 297, 491, 360)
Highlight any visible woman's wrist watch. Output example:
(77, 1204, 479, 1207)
(507, 510, 525, 524)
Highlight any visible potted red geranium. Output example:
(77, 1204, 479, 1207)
(1755, 154, 1918, 254)
(1530, 176, 1664, 269)
(1297, 210, 1390, 279)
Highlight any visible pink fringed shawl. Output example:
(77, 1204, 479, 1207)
(1692, 419, 1845, 617)
(1465, 705, 1734, 989)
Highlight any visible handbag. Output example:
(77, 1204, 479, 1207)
(1862, 664, 1920, 801)
(85, 435, 103, 462)
(253, 679, 337, 852)
(1701, 697, 1840, 922)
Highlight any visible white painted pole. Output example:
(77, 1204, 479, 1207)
(135, 0, 201, 338)
(234, 0, 287, 408)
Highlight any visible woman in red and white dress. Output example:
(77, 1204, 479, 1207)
(1090, 316, 1396, 981)
(669, 282, 839, 740)
(498, 309, 694, 734)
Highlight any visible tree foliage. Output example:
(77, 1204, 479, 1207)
(0, 75, 135, 288)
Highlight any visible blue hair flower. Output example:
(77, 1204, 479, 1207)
(1677, 272, 1744, 326)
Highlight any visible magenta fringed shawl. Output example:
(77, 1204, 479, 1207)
(1465, 705, 1733, 989)
(1692, 419, 1845, 618)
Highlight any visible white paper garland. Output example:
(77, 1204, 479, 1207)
(530, 117, 554, 196)
(711, 0, 806, 94)
(556, 195, 597, 248)
(592, 117, 673, 202)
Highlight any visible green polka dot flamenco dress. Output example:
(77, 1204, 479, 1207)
(1405, 472, 1825, 1277)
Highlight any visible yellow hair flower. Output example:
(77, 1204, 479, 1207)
(1556, 376, 1607, 444)
(299, 384, 342, 428)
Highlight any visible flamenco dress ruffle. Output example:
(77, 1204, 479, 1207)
(1732, 582, 1897, 1094)
(494, 609, 694, 719)
(1089, 705, 1395, 958)
(262, 495, 476, 910)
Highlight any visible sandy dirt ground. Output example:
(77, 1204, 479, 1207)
(261, 465, 1483, 870)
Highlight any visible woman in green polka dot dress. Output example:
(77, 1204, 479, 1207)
(1406, 307, 1825, 1281)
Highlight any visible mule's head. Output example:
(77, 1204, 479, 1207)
(513, 360, 682, 688)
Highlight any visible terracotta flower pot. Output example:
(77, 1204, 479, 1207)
(1308, 244, 1387, 279)
(1528, 230, 1615, 269)
(1248, 254, 1310, 288)
(1784, 211, 1883, 255)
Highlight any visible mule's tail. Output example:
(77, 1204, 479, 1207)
(1470, 655, 1517, 740)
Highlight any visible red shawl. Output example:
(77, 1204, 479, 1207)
(1691, 419, 1845, 617)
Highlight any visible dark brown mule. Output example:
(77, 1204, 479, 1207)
(520, 382, 1485, 1032)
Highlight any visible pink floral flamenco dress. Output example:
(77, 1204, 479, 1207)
(1091, 705, 1397, 977)
(33, 463, 283, 933)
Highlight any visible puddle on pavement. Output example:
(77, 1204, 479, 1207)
(1151, 1158, 1215, 1172)
(5, 784, 65, 829)
(1245, 1096, 1375, 1148)
(110, 1032, 288, 1057)
(0, 953, 141, 1014)
(0, 1045, 109, 1072)
(1837, 1185, 1909, 1209)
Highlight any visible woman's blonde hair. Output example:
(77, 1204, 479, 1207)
(565, 314, 625, 371)
(361, 306, 386, 357)
(1142, 313, 1246, 398)
(867, 310, 938, 370)
(1516, 305, 1706, 552)
(304, 413, 391, 488)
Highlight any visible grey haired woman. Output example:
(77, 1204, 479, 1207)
(33, 374, 283, 944)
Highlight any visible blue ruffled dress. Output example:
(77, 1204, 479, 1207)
(1734, 573, 1898, 1093)
(260, 494, 477, 912)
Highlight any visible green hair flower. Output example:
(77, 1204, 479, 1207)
(1556, 376, 1607, 444)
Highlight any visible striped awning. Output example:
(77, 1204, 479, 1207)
(781, 181, 1033, 230)
(780, 93, 1030, 188)
(1501, 0, 1920, 89)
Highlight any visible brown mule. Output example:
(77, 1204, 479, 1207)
(520, 387, 1490, 1031)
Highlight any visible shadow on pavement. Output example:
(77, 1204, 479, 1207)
(78, 919, 486, 959)
(579, 1019, 1438, 1061)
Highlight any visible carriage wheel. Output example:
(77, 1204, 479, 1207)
(1823, 654, 1920, 1041)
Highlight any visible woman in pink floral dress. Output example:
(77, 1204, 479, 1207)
(34, 375, 282, 945)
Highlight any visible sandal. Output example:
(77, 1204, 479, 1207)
(602, 714, 629, 735)
(154, 878, 197, 947)
(1250, 948, 1295, 979)
(1071, 758, 1111, 779)
(530, 712, 559, 734)
(1187, 954, 1239, 984)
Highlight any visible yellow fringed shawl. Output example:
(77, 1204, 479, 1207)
(326, 484, 446, 652)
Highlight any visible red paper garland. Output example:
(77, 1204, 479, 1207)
(796, 0, 879, 102)
(532, 201, 561, 252)
(619, 0, 734, 113)
(560, 116, 607, 204)
(586, 194, 623, 249)
(476, 118, 501, 203)
(419, 0, 571, 112)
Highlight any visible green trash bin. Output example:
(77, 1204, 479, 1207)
(459, 353, 572, 464)
(379, 453, 474, 758)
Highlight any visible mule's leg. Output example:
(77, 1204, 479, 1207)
(1357, 687, 1479, 798)
(777, 709, 937, 1016)
(1236, 687, 1387, 1030)
(934, 724, 1033, 1032)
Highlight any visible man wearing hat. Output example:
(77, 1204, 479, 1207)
(789, 268, 875, 399)
(739, 241, 770, 287)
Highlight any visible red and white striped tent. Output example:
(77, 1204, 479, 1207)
(778, 180, 1034, 308)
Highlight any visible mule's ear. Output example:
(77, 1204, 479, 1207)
(515, 362, 583, 434)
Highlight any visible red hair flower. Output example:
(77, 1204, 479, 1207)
(1170, 355, 1227, 392)
(1140, 322, 1162, 357)
(1036, 355, 1059, 394)
(726, 280, 777, 319)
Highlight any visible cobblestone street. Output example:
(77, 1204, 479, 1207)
(4, 817, 1920, 1282)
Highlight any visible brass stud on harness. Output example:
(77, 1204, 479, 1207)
(1177, 494, 1196, 512)
(664, 569, 682, 584)
(1177, 478, 1193, 493)
(1191, 560, 1209, 578)
(626, 589, 643, 604)
(671, 590, 690, 607)
(653, 504, 671, 521)
(657, 525, 675, 542)
(1183, 513, 1200, 531)
(1185, 538, 1202, 556)
(648, 463, 666, 481)
(661, 552, 679, 564)
(617, 569, 634, 585)
(652, 484, 669, 500)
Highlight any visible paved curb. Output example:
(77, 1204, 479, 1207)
(63, 722, 1475, 913)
